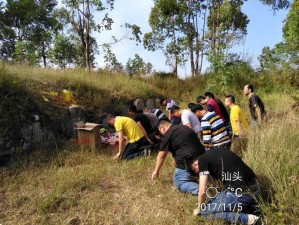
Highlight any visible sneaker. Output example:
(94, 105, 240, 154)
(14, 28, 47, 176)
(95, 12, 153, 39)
(253, 216, 264, 225)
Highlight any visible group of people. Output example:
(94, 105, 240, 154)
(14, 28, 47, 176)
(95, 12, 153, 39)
(106, 84, 266, 225)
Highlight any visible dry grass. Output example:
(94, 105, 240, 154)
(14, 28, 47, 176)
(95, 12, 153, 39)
(0, 147, 207, 225)
(244, 108, 299, 224)
(0, 63, 299, 224)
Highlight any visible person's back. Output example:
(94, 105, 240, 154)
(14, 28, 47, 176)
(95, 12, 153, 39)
(165, 99, 179, 111)
(133, 113, 153, 134)
(160, 125, 205, 169)
(153, 120, 205, 195)
(198, 148, 257, 189)
(181, 109, 202, 133)
(207, 98, 226, 122)
(114, 116, 144, 143)
(201, 111, 230, 150)
(215, 97, 230, 123)
(151, 108, 168, 121)
(230, 105, 249, 136)
(143, 112, 159, 128)
(244, 84, 266, 127)
(249, 94, 265, 120)
(192, 147, 262, 224)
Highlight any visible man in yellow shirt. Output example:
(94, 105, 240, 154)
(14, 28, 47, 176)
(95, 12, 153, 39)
(107, 114, 148, 160)
(225, 95, 249, 156)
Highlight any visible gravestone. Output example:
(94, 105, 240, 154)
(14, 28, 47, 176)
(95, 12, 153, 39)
(32, 115, 43, 142)
(155, 99, 161, 107)
(146, 99, 155, 109)
(0, 138, 13, 157)
(98, 113, 109, 128)
(61, 105, 85, 139)
(134, 99, 145, 111)
(19, 115, 55, 149)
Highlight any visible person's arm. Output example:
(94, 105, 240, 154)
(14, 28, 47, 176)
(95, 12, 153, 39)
(115, 130, 125, 160)
(167, 110, 172, 120)
(255, 106, 262, 125)
(207, 104, 214, 112)
(137, 121, 153, 144)
(151, 151, 168, 180)
(193, 175, 209, 215)
(186, 123, 192, 129)
(182, 114, 192, 129)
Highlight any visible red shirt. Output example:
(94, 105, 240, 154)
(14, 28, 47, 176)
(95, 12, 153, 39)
(207, 99, 225, 122)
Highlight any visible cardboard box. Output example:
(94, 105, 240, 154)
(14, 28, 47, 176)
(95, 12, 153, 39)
(75, 121, 100, 148)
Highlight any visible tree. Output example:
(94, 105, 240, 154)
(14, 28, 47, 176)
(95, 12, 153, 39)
(258, 46, 279, 70)
(28, 0, 59, 67)
(258, 0, 299, 70)
(283, 0, 299, 52)
(0, 0, 59, 66)
(102, 44, 123, 72)
(125, 54, 153, 76)
(63, 0, 114, 72)
(0, 1, 15, 59)
(48, 34, 77, 68)
(144, 0, 249, 76)
(259, 0, 290, 10)
(175, 0, 209, 76)
(13, 40, 38, 64)
(206, 0, 249, 72)
(144, 0, 186, 77)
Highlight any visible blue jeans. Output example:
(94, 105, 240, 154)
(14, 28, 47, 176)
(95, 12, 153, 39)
(201, 190, 255, 224)
(173, 168, 198, 195)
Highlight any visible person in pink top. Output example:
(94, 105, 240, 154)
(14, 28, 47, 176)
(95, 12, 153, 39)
(197, 96, 226, 123)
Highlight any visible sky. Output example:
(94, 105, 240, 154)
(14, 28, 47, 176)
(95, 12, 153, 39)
(94, 0, 289, 78)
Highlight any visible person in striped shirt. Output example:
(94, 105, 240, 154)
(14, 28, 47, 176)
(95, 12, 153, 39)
(191, 105, 231, 151)
(144, 107, 169, 121)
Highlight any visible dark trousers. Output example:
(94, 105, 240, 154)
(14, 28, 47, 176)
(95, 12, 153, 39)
(121, 137, 148, 160)
(210, 142, 231, 150)
(171, 116, 181, 125)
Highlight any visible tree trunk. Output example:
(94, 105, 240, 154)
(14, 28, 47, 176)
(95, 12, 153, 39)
(172, 17, 178, 77)
(199, 0, 208, 74)
(194, 6, 200, 75)
(42, 41, 47, 68)
(187, 0, 195, 77)
(211, 0, 216, 56)
(85, 0, 91, 73)
(174, 56, 178, 77)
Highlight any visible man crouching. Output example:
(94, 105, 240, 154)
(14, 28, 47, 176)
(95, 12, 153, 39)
(107, 114, 149, 160)
(189, 148, 264, 225)
(151, 120, 205, 195)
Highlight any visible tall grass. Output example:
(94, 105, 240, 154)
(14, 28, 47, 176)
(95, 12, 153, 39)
(245, 109, 299, 224)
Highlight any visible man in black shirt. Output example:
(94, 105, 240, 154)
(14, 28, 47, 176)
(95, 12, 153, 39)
(189, 148, 263, 225)
(128, 105, 153, 144)
(151, 120, 205, 195)
(243, 84, 266, 126)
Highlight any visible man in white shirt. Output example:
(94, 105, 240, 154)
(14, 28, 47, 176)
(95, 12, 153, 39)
(171, 106, 202, 134)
